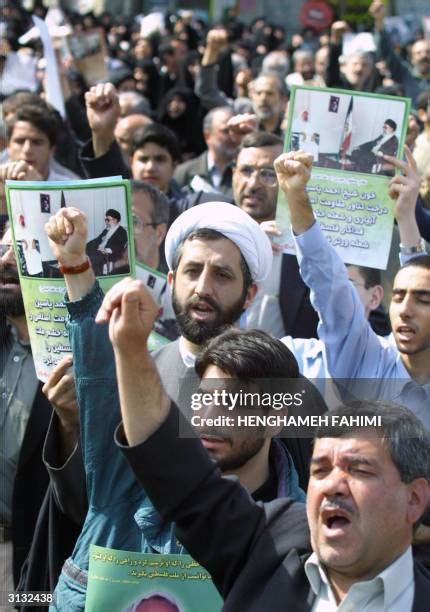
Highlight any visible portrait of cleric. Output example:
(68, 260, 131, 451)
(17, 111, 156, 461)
(349, 118, 399, 175)
(86, 208, 129, 276)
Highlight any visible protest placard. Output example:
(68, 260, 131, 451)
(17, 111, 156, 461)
(85, 545, 222, 612)
(5, 176, 134, 382)
(276, 86, 410, 269)
(65, 28, 108, 86)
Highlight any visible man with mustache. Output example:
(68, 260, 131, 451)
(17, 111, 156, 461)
(89, 274, 430, 611)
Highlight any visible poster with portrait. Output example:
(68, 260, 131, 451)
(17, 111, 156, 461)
(276, 86, 410, 269)
(5, 176, 135, 382)
(85, 545, 223, 612)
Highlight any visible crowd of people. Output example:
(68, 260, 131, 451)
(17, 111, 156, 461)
(1, 0, 430, 610)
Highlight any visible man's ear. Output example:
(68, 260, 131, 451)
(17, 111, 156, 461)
(167, 270, 174, 287)
(156, 223, 167, 247)
(243, 281, 258, 309)
(407, 478, 430, 526)
(368, 285, 384, 311)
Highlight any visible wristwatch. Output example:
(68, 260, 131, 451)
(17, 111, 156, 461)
(399, 238, 426, 255)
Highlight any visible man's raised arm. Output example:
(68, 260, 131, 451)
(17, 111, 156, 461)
(81, 83, 130, 179)
(274, 151, 382, 379)
(96, 279, 170, 445)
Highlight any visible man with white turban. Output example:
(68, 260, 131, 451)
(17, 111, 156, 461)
(163, 201, 272, 356)
(150, 200, 272, 399)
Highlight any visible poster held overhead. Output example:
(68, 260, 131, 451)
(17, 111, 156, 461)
(276, 85, 410, 270)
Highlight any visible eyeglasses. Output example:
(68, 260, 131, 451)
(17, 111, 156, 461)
(132, 215, 158, 230)
(235, 165, 278, 187)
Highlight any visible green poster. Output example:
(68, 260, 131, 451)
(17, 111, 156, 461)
(276, 86, 410, 270)
(85, 545, 223, 612)
(5, 176, 135, 382)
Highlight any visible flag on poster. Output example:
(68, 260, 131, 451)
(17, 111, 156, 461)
(339, 97, 353, 162)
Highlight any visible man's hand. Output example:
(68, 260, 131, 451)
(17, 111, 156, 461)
(95, 278, 160, 356)
(274, 151, 313, 195)
(45, 207, 88, 267)
(330, 21, 350, 44)
(0, 161, 43, 183)
(0, 161, 43, 206)
(386, 146, 423, 249)
(369, 0, 385, 30)
(202, 28, 228, 65)
(274, 151, 314, 235)
(227, 113, 258, 145)
(386, 146, 421, 219)
(42, 356, 79, 459)
(85, 82, 120, 157)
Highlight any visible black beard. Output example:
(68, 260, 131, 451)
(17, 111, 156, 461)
(171, 287, 247, 345)
(208, 436, 266, 472)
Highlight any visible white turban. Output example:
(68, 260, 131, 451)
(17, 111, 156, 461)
(165, 202, 273, 283)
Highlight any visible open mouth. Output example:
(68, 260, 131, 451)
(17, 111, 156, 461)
(321, 509, 352, 534)
(396, 325, 416, 341)
(190, 300, 217, 320)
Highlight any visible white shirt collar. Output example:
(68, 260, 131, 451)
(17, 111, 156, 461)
(206, 150, 216, 172)
(305, 547, 414, 609)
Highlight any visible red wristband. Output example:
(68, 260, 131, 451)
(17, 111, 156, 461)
(58, 257, 91, 275)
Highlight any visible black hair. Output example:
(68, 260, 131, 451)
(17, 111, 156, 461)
(315, 401, 430, 487)
(131, 123, 181, 162)
(195, 328, 300, 380)
(6, 103, 58, 146)
(347, 264, 381, 289)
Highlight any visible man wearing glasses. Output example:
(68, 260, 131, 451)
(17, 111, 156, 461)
(233, 131, 320, 339)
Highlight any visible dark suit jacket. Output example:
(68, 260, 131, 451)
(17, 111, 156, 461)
(280, 254, 319, 339)
(174, 151, 233, 199)
(122, 404, 430, 612)
(12, 384, 51, 585)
